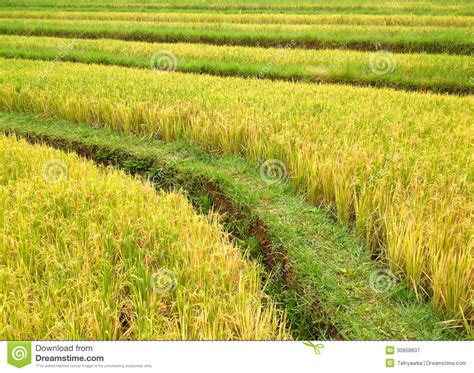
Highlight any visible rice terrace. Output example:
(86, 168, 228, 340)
(0, 0, 472, 342)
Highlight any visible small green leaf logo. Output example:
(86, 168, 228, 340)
(7, 341, 32, 368)
(303, 341, 324, 355)
(386, 346, 395, 355)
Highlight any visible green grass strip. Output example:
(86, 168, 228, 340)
(0, 111, 467, 341)
(1, 35, 472, 94)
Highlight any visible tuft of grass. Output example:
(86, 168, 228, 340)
(0, 133, 288, 340)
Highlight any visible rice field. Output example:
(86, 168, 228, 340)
(0, 0, 472, 340)
(0, 134, 287, 340)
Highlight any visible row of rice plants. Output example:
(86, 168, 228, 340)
(3, 0, 472, 16)
(1, 10, 471, 27)
(0, 18, 471, 53)
(0, 34, 471, 93)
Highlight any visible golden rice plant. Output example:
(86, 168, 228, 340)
(0, 58, 472, 321)
(3, 17, 471, 41)
(0, 34, 470, 92)
(0, 134, 288, 340)
(0, 10, 470, 27)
